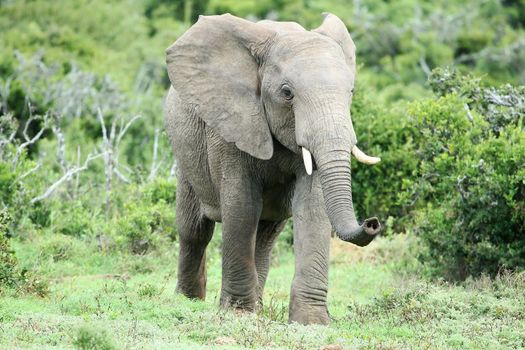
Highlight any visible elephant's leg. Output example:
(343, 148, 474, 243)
(289, 174, 332, 325)
(176, 176, 215, 300)
(255, 220, 287, 302)
(219, 178, 262, 312)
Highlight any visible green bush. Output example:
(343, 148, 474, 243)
(0, 210, 18, 288)
(113, 182, 176, 254)
(406, 69, 525, 279)
(141, 178, 176, 204)
(53, 203, 94, 237)
(73, 325, 115, 350)
(351, 85, 419, 231)
(0, 209, 49, 296)
(41, 234, 74, 262)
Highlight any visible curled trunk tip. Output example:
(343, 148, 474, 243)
(335, 217, 381, 247)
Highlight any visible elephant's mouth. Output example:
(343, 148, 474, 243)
(298, 141, 382, 247)
(300, 145, 379, 176)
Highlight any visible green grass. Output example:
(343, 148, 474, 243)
(1, 233, 524, 349)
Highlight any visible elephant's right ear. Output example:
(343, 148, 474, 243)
(166, 14, 275, 160)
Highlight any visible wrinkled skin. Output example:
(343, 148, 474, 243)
(165, 13, 381, 325)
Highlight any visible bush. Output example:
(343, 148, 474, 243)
(141, 178, 176, 204)
(116, 200, 176, 254)
(52, 203, 94, 237)
(0, 209, 49, 296)
(406, 69, 525, 279)
(351, 84, 419, 231)
(73, 325, 115, 350)
(0, 210, 18, 288)
(113, 182, 176, 254)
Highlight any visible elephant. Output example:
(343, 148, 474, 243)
(164, 12, 381, 325)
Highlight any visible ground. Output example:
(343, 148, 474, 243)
(1, 231, 524, 349)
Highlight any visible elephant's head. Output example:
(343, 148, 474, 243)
(166, 13, 381, 246)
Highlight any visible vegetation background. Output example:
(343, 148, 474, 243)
(0, 0, 524, 348)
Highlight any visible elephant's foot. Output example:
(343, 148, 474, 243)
(176, 273, 207, 300)
(288, 301, 330, 325)
(220, 289, 257, 312)
(289, 291, 330, 325)
(176, 245, 209, 300)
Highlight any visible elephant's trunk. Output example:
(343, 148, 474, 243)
(312, 145, 380, 247)
(295, 95, 381, 246)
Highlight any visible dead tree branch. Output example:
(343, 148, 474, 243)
(31, 152, 104, 204)
(13, 113, 49, 168)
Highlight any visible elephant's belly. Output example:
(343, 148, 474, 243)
(260, 184, 294, 221)
(201, 203, 222, 222)
(199, 191, 292, 222)
(198, 183, 294, 223)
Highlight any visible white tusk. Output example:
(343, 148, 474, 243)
(302, 147, 313, 175)
(351, 145, 381, 165)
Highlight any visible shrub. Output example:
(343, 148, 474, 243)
(41, 234, 74, 262)
(141, 178, 176, 204)
(53, 203, 94, 237)
(114, 183, 176, 254)
(351, 85, 419, 231)
(0, 209, 49, 296)
(73, 325, 115, 350)
(0, 210, 18, 288)
(137, 282, 159, 298)
(406, 69, 525, 279)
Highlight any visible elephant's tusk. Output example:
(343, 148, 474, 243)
(302, 147, 313, 175)
(351, 145, 381, 165)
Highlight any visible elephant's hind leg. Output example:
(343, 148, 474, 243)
(255, 220, 286, 303)
(176, 176, 215, 300)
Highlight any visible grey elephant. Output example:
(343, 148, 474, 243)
(164, 12, 381, 325)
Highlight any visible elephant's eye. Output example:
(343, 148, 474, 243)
(281, 85, 294, 101)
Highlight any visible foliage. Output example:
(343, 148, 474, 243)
(405, 69, 525, 279)
(1, 233, 524, 348)
(0, 209, 48, 296)
(0, 4, 524, 349)
(73, 325, 115, 350)
(0, 209, 18, 288)
(113, 180, 177, 253)
(52, 203, 95, 237)
(351, 85, 419, 231)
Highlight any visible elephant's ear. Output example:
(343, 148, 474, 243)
(166, 14, 275, 160)
(313, 13, 356, 73)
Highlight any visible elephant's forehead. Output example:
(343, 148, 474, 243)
(272, 32, 344, 58)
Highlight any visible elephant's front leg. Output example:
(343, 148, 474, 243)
(220, 176, 262, 312)
(289, 174, 332, 325)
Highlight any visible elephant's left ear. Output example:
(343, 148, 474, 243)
(312, 13, 356, 73)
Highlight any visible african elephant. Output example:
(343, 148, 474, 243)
(164, 12, 381, 325)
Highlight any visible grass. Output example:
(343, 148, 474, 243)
(1, 232, 524, 349)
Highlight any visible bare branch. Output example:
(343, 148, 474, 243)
(419, 56, 431, 77)
(13, 113, 49, 168)
(74, 145, 81, 197)
(148, 128, 160, 182)
(116, 114, 141, 148)
(52, 124, 67, 172)
(114, 168, 130, 184)
(0, 77, 12, 115)
(168, 160, 177, 180)
(16, 161, 42, 182)
(31, 152, 104, 204)
(97, 108, 109, 146)
(463, 103, 474, 123)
